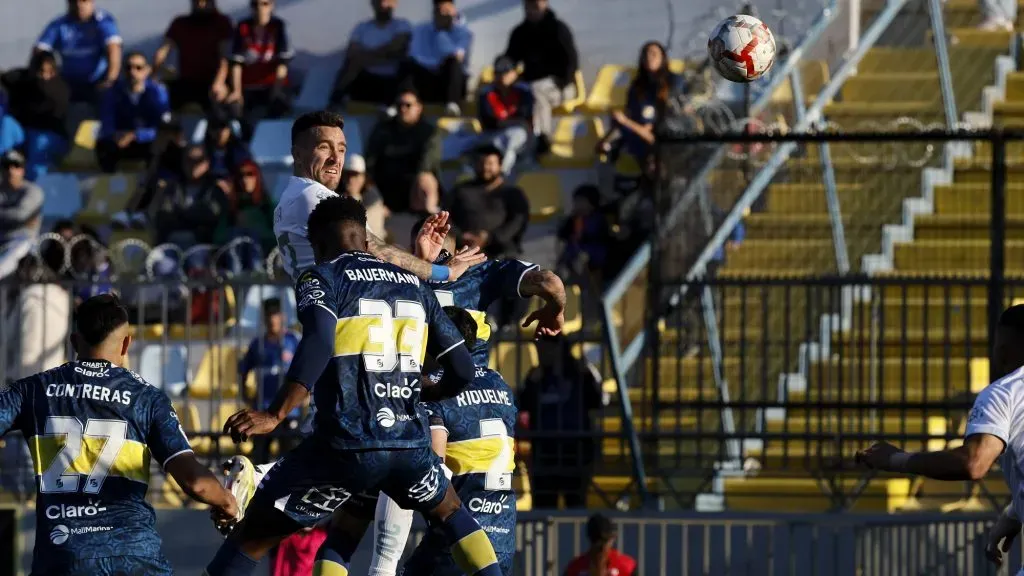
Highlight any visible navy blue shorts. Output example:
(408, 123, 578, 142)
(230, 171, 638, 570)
(32, 555, 173, 576)
(400, 549, 514, 576)
(250, 436, 450, 528)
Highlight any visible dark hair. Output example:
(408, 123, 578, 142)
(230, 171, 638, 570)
(75, 294, 129, 347)
(291, 110, 345, 147)
(586, 514, 615, 544)
(475, 144, 502, 159)
(262, 297, 282, 316)
(629, 41, 672, 112)
(444, 306, 478, 346)
(395, 84, 420, 102)
(573, 184, 600, 208)
(30, 51, 57, 72)
(307, 195, 367, 243)
(999, 305, 1024, 336)
(125, 51, 148, 64)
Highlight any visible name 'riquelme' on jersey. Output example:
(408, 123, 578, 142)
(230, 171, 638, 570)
(294, 251, 466, 450)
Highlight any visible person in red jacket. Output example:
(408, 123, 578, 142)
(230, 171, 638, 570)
(563, 514, 637, 576)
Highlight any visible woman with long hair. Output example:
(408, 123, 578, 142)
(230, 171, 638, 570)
(563, 514, 637, 576)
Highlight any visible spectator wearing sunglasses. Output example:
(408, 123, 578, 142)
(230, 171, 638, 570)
(226, 0, 293, 139)
(34, 0, 123, 106)
(96, 52, 170, 173)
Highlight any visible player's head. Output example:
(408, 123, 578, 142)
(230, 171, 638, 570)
(73, 294, 131, 365)
(443, 306, 478, 349)
(410, 215, 459, 255)
(585, 513, 617, 550)
(263, 297, 284, 336)
(291, 110, 347, 191)
(994, 304, 1024, 380)
(307, 195, 368, 262)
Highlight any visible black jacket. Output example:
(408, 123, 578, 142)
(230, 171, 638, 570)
(504, 9, 579, 89)
(1, 68, 69, 137)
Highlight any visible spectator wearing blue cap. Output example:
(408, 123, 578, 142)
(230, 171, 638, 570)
(478, 55, 533, 175)
(96, 52, 170, 173)
(34, 0, 122, 106)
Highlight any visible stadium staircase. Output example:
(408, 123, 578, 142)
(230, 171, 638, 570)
(660, 0, 1020, 512)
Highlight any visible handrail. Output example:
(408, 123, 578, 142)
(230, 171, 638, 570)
(928, 0, 959, 128)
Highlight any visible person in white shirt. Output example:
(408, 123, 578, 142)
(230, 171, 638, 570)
(332, 0, 412, 106)
(858, 304, 1024, 573)
(273, 109, 484, 282)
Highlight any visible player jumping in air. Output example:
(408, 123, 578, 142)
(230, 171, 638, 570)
(205, 196, 503, 576)
(858, 304, 1024, 571)
(366, 216, 567, 576)
(0, 294, 237, 576)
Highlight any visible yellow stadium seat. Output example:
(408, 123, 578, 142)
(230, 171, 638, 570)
(190, 346, 241, 400)
(173, 401, 212, 454)
(489, 341, 539, 388)
(513, 458, 532, 511)
(584, 64, 630, 113)
(60, 119, 100, 171)
(941, 28, 1014, 48)
(79, 174, 135, 224)
(168, 286, 238, 340)
(540, 116, 604, 169)
(841, 73, 938, 103)
(515, 172, 563, 222)
(724, 477, 911, 513)
(614, 153, 642, 177)
(214, 402, 254, 456)
(437, 117, 482, 134)
(669, 59, 685, 74)
(555, 70, 587, 114)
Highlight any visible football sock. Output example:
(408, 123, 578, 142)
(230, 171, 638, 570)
(205, 540, 260, 576)
(440, 506, 501, 576)
(312, 528, 360, 576)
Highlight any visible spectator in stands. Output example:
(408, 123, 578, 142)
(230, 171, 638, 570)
(518, 334, 606, 509)
(980, 0, 1016, 30)
(403, 0, 473, 115)
(503, 0, 579, 156)
(332, 0, 412, 106)
(154, 0, 234, 112)
(239, 297, 300, 460)
(597, 41, 682, 167)
(445, 144, 529, 258)
(0, 151, 44, 243)
(478, 56, 533, 175)
(227, 0, 293, 138)
(96, 52, 170, 173)
(365, 87, 442, 218)
(114, 116, 188, 229)
(0, 93, 25, 160)
(69, 229, 114, 306)
(214, 159, 275, 271)
(2, 52, 70, 180)
(563, 514, 637, 576)
(34, 0, 122, 105)
(342, 153, 389, 237)
(3, 254, 71, 381)
(204, 115, 250, 179)
(557, 184, 610, 284)
(156, 144, 230, 246)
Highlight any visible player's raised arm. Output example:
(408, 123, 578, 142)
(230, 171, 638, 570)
(419, 297, 476, 402)
(367, 221, 486, 282)
(519, 268, 567, 338)
(224, 269, 337, 442)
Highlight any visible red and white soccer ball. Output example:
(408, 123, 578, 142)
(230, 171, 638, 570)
(707, 14, 777, 83)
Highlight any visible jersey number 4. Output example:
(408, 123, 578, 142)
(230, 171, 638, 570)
(39, 417, 127, 494)
(360, 299, 427, 373)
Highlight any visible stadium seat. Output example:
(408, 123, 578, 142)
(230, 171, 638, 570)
(167, 285, 238, 340)
(723, 477, 912, 513)
(189, 346, 241, 400)
(79, 174, 136, 224)
(172, 401, 211, 454)
(515, 172, 564, 222)
(214, 401, 254, 456)
(557, 70, 587, 114)
(239, 284, 298, 332)
(294, 58, 344, 112)
(540, 116, 604, 169)
(584, 64, 630, 113)
(60, 119, 100, 172)
(489, 341, 539, 388)
(841, 73, 938, 103)
(139, 344, 188, 397)
(438, 117, 482, 166)
(37, 173, 83, 221)
(250, 119, 297, 166)
(190, 117, 243, 144)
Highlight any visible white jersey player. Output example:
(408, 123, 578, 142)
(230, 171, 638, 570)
(858, 304, 1024, 573)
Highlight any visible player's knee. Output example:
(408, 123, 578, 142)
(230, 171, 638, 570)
(427, 484, 463, 523)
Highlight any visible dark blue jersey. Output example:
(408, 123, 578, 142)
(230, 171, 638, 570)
(0, 359, 191, 572)
(429, 259, 538, 365)
(424, 366, 518, 554)
(294, 251, 466, 450)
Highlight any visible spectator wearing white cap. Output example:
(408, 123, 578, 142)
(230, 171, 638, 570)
(0, 150, 44, 243)
(342, 153, 389, 236)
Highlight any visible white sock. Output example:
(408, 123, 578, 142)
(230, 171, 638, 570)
(367, 492, 415, 576)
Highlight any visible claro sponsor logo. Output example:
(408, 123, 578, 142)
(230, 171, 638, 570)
(468, 494, 511, 515)
(374, 377, 420, 399)
(46, 500, 107, 519)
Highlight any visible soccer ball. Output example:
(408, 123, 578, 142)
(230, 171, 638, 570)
(707, 15, 777, 83)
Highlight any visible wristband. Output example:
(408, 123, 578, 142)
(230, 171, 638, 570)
(889, 452, 912, 472)
(434, 249, 453, 265)
(430, 264, 450, 282)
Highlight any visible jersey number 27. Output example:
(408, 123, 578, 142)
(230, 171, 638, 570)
(39, 417, 128, 494)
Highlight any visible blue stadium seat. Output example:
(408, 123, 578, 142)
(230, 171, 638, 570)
(191, 118, 243, 144)
(294, 58, 344, 112)
(37, 173, 83, 220)
(139, 344, 188, 397)
(239, 284, 298, 333)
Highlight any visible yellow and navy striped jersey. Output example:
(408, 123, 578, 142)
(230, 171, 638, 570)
(296, 251, 465, 450)
(424, 366, 518, 554)
(0, 359, 191, 571)
(429, 258, 538, 364)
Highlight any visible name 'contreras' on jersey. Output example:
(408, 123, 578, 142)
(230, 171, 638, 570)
(295, 251, 465, 450)
(273, 176, 374, 281)
(0, 360, 192, 573)
(429, 259, 538, 365)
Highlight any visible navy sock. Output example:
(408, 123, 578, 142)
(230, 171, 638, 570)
(205, 540, 260, 576)
(313, 528, 361, 575)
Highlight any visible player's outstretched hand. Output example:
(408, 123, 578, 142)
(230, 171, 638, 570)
(855, 441, 902, 472)
(415, 211, 451, 261)
(522, 303, 565, 339)
(986, 507, 1022, 566)
(446, 245, 487, 281)
(223, 409, 280, 443)
(210, 495, 240, 536)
